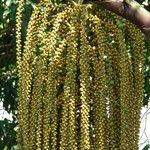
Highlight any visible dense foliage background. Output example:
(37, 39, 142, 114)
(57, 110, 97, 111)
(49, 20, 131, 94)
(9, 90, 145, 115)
(0, 0, 150, 149)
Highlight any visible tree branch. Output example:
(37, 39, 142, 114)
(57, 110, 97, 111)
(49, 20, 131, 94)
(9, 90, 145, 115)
(86, 0, 150, 41)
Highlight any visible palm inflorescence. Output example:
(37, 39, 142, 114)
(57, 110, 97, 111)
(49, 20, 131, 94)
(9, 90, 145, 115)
(16, 0, 145, 150)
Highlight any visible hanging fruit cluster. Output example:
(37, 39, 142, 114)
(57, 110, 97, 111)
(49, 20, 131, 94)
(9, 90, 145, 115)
(16, 0, 145, 150)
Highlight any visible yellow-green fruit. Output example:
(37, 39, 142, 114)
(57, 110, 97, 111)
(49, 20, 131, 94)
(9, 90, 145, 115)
(16, 1, 145, 150)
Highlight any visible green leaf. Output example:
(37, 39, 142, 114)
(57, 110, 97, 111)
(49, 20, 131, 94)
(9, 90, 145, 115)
(143, 144, 150, 150)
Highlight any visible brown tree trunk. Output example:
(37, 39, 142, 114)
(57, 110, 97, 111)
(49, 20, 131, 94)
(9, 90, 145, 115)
(87, 0, 150, 41)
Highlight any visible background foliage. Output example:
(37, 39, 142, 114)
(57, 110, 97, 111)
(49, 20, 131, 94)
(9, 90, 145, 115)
(0, 0, 150, 149)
